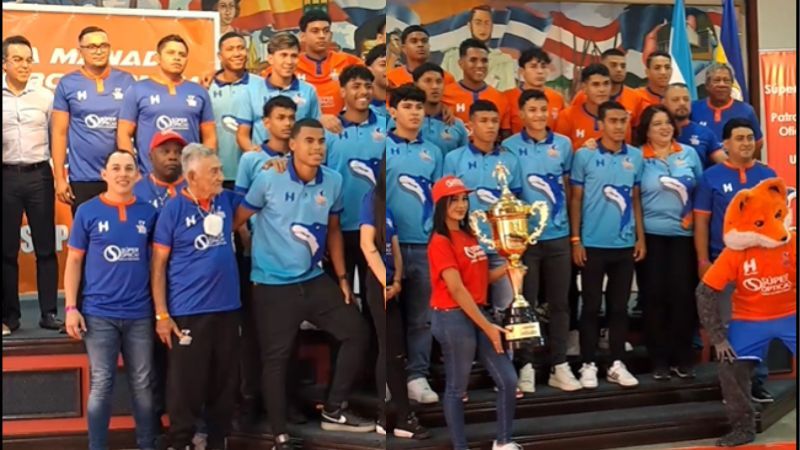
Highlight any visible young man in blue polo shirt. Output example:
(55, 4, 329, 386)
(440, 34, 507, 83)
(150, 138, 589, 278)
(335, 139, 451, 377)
(570, 101, 645, 389)
(694, 118, 777, 403)
(365, 44, 389, 117)
(503, 89, 582, 392)
(324, 65, 387, 319)
(151, 144, 242, 450)
(691, 63, 764, 154)
(52, 26, 135, 212)
(413, 63, 469, 154)
(235, 32, 320, 153)
(118, 35, 216, 173)
(386, 84, 444, 404)
(662, 83, 726, 169)
(235, 119, 373, 449)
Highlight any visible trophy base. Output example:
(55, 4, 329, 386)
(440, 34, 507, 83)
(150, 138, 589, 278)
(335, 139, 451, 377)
(507, 336, 546, 351)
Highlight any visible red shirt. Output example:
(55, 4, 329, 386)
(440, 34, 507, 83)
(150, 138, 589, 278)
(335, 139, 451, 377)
(703, 234, 797, 321)
(428, 230, 489, 310)
(505, 86, 564, 133)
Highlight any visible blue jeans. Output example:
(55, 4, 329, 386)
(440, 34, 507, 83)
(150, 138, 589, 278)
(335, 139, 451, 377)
(401, 244, 433, 381)
(83, 315, 156, 450)
(432, 309, 517, 450)
(488, 253, 514, 317)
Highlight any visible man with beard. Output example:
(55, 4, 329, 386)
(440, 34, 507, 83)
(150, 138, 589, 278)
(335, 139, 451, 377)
(662, 83, 726, 168)
(388, 25, 456, 89)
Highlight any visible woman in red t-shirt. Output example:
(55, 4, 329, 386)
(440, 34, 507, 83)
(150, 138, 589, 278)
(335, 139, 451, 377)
(427, 176, 522, 450)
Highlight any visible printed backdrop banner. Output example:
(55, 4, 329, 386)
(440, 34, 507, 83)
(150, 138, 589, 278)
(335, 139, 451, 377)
(2, 4, 218, 294)
(760, 50, 797, 225)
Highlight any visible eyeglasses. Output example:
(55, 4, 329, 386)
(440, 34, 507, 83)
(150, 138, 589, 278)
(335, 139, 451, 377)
(80, 43, 111, 53)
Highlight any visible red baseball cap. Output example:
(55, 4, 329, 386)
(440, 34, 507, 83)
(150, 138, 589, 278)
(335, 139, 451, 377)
(432, 176, 472, 204)
(150, 130, 188, 150)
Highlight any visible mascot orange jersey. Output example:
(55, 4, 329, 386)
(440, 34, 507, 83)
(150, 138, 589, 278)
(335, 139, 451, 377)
(702, 178, 797, 321)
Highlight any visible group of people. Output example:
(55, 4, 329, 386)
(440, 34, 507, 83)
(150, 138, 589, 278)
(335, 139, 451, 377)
(1, 4, 795, 450)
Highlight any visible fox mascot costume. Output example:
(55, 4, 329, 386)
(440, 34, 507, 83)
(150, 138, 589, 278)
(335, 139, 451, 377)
(696, 178, 797, 447)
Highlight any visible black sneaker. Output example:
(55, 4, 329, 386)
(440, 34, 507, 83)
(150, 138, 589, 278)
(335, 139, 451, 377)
(272, 433, 293, 450)
(39, 314, 65, 332)
(288, 403, 308, 425)
(670, 366, 696, 379)
(716, 429, 756, 447)
(393, 412, 431, 440)
(320, 407, 375, 433)
(652, 367, 671, 381)
(751, 383, 775, 403)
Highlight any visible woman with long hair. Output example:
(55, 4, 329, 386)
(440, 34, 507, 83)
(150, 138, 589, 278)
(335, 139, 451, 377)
(427, 175, 521, 450)
(360, 155, 430, 439)
(634, 104, 703, 380)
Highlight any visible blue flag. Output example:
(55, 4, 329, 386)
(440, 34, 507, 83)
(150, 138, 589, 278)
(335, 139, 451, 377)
(669, 0, 697, 100)
(720, 0, 749, 100)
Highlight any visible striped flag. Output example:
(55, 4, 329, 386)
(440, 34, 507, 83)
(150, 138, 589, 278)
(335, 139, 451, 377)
(669, 0, 697, 99)
(716, 0, 748, 100)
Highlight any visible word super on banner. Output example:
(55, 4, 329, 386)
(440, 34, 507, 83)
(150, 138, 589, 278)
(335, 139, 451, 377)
(2, 4, 218, 294)
(760, 50, 797, 225)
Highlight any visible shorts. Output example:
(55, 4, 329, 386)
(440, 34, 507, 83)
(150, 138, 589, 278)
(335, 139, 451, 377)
(728, 314, 797, 362)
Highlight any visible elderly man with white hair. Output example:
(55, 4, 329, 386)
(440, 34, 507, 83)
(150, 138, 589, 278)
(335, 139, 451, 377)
(151, 143, 243, 450)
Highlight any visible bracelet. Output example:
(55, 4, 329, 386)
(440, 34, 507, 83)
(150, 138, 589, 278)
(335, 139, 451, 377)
(570, 236, 581, 243)
(155, 312, 170, 321)
(65, 305, 78, 313)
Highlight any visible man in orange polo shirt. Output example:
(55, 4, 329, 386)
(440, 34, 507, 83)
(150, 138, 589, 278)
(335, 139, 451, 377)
(442, 38, 510, 138)
(387, 25, 456, 89)
(505, 45, 565, 133)
(634, 51, 672, 120)
(556, 63, 634, 149)
(571, 49, 642, 126)
(294, 10, 362, 118)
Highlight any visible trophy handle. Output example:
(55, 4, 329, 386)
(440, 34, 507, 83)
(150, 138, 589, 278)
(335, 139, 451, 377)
(526, 201, 549, 245)
(469, 210, 496, 250)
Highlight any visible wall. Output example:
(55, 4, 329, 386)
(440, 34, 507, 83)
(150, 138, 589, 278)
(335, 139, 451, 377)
(756, 0, 796, 51)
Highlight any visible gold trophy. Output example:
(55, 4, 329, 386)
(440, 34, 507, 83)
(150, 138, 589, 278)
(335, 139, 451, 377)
(469, 161, 549, 350)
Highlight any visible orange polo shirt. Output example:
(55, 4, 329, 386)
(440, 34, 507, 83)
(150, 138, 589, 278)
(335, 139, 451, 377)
(387, 65, 456, 89)
(294, 51, 363, 115)
(505, 86, 565, 134)
(571, 86, 643, 126)
(442, 81, 511, 129)
(554, 103, 632, 150)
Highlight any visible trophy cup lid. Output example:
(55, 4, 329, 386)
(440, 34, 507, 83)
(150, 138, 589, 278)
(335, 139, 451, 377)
(488, 160, 529, 218)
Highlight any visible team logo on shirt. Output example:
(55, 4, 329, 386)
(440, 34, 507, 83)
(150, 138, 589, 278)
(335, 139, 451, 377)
(440, 128, 453, 141)
(349, 158, 380, 186)
(674, 156, 687, 168)
(419, 150, 433, 163)
(547, 146, 560, 158)
(291, 222, 328, 267)
(84, 114, 118, 129)
(222, 115, 239, 133)
(699, 121, 708, 127)
(690, 135, 700, 146)
(77, 90, 88, 101)
(330, 69, 339, 81)
(464, 244, 488, 262)
(292, 93, 307, 107)
(528, 174, 565, 219)
(103, 245, 140, 262)
(137, 220, 147, 235)
(603, 184, 634, 238)
(315, 191, 327, 206)
(475, 188, 500, 205)
(297, 73, 307, 81)
(372, 129, 385, 142)
(156, 115, 189, 131)
(186, 95, 198, 107)
(398, 174, 434, 230)
(622, 157, 634, 171)
(193, 233, 227, 251)
(112, 88, 124, 101)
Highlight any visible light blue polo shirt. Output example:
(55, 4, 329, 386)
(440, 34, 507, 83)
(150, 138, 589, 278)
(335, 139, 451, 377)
(234, 142, 289, 194)
(209, 71, 262, 181)
(389, 114, 469, 155)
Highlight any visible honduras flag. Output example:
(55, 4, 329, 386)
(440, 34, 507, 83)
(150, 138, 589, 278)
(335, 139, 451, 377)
(669, 0, 697, 100)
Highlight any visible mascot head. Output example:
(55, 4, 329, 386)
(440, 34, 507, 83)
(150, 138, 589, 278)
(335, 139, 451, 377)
(723, 178, 793, 250)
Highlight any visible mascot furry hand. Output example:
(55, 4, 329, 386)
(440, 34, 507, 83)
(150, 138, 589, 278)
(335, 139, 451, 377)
(696, 178, 797, 447)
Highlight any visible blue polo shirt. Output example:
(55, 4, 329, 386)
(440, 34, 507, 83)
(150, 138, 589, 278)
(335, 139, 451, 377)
(235, 76, 320, 145)
(694, 161, 776, 260)
(119, 79, 215, 174)
(503, 129, 573, 241)
(386, 130, 443, 244)
(242, 161, 343, 285)
(388, 114, 469, 155)
(690, 98, 763, 143)
(324, 110, 387, 231)
(68, 196, 157, 319)
(371, 99, 388, 117)
(53, 68, 135, 182)
(677, 120, 724, 169)
(209, 72, 261, 181)
(360, 190, 396, 283)
(570, 142, 644, 248)
(640, 143, 703, 237)
(234, 143, 289, 194)
(153, 190, 243, 316)
(132, 175, 187, 211)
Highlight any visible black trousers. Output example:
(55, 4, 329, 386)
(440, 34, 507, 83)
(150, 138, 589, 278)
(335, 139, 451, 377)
(70, 181, 106, 215)
(2, 163, 58, 324)
(366, 272, 410, 421)
(252, 275, 369, 436)
(522, 237, 572, 365)
(167, 310, 241, 449)
(238, 256, 261, 402)
(580, 247, 635, 363)
(640, 234, 698, 368)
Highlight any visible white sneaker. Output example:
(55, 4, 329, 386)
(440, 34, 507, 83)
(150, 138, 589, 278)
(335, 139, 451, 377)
(2, 324, 10, 336)
(579, 362, 598, 389)
(566, 329, 580, 356)
(606, 360, 639, 387)
(548, 362, 582, 391)
(493, 441, 523, 450)
(407, 378, 439, 404)
(191, 432, 207, 450)
(517, 363, 535, 393)
(598, 328, 634, 351)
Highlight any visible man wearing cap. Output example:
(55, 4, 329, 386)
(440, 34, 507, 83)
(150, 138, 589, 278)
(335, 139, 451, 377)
(133, 130, 187, 211)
